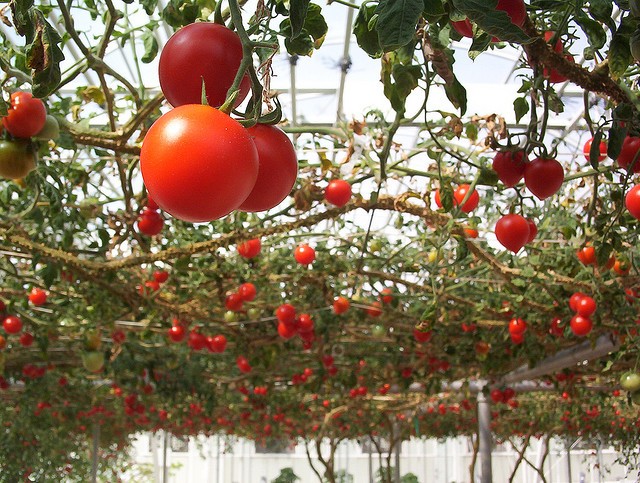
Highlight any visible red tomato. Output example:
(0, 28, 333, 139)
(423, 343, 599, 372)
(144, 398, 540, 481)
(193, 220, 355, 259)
(276, 304, 297, 325)
(294, 244, 315, 265)
(503, 387, 515, 400)
(2, 92, 46, 138)
(463, 227, 479, 238)
(575, 296, 596, 317)
(146, 197, 159, 211)
(549, 317, 564, 337)
(297, 314, 314, 333)
(140, 105, 259, 222)
(333, 296, 350, 314)
(238, 124, 298, 212)
(238, 282, 257, 302)
(490, 389, 504, 403)
(237, 238, 261, 259)
(508, 317, 527, 335)
(225, 293, 244, 312)
(625, 184, 640, 219)
(614, 259, 631, 276)
(207, 334, 227, 353)
(3, 315, 22, 334)
(583, 137, 607, 163)
(570, 315, 593, 336)
(236, 356, 252, 373)
(153, 270, 169, 283)
(413, 328, 433, 343)
(19, 332, 34, 347)
(365, 301, 383, 317)
(524, 157, 564, 200)
(137, 208, 164, 236)
(158, 23, 250, 108)
(576, 245, 596, 265)
(167, 325, 185, 343)
(569, 292, 586, 312)
(187, 330, 207, 351)
(277, 321, 297, 339)
(451, 0, 526, 41)
(616, 137, 640, 173)
(492, 150, 527, 187)
(324, 179, 352, 207)
(495, 214, 530, 253)
(525, 219, 537, 244)
(111, 330, 126, 344)
(28, 288, 47, 306)
(435, 184, 480, 213)
(543, 31, 563, 53)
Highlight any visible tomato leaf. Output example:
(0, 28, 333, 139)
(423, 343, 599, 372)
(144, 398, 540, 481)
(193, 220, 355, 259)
(375, 0, 424, 52)
(289, 0, 310, 39)
(161, 0, 199, 28)
(25, 9, 65, 98)
(588, 0, 615, 32)
(423, 0, 445, 23)
(443, 75, 467, 115)
(607, 124, 627, 161)
(451, 0, 531, 44)
(381, 54, 421, 113)
(574, 10, 606, 54)
(141, 30, 159, 63)
(590, 130, 604, 169)
(513, 96, 529, 124)
(280, 4, 327, 56)
(353, 4, 382, 58)
(10, 0, 34, 37)
(608, 22, 634, 79)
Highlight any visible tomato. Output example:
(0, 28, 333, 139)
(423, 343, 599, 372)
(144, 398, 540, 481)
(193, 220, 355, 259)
(138, 279, 160, 295)
(569, 292, 586, 312)
(490, 389, 504, 403)
(575, 296, 596, 317)
(2, 92, 46, 138)
(277, 321, 297, 339)
(28, 287, 47, 306)
(508, 317, 527, 335)
(325, 179, 352, 207)
(333, 296, 350, 314)
(495, 214, 530, 253)
(276, 303, 296, 325)
(475, 341, 490, 354)
(613, 258, 631, 276)
(502, 387, 515, 400)
(33, 115, 60, 141)
(187, 330, 207, 351)
(463, 227, 479, 238)
(238, 282, 257, 301)
(207, 334, 227, 353)
(19, 332, 34, 347)
(492, 150, 527, 187)
(153, 270, 169, 283)
(620, 372, 640, 392)
(549, 317, 564, 337)
(524, 157, 564, 200)
(451, 0, 526, 41)
(167, 325, 185, 343)
(225, 293, 244, 312)
(543, 31, 563, 53)
(0, 335, 5, 350)
(236, 356, 252, 373)
(158, 23, 250, 108)
(294, 244, 316, 265)
(583, 137, 607, 163)
(435, 184, 480, 213)
(81, 351, 105, 373)
(576, 245, 596, 265)
(0, 139, 37, 179)
(3, 315, 22, 334)
(238, 124, 298, 211)
(413, 328, 433, 343)
(111, 329, 126, 344)
(616, 137, 640, 173)
(380, 288, 393, 304)
(297, 314, 314, 333)
(525, 219, 537, 244)
(137, 208, 164, 236)
(625, 184, 640, 219)
(237, 238, 261, 259)
(365, 301, 383, 317)
(140, 105, 259, 222)
(570, 315, 593, 336)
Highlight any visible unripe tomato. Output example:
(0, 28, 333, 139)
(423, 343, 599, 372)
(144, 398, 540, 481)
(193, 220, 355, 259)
(158, 23, 250, 108)
(238, 124, 298, 212)
(140, 105, 259, 222)
(0, 139, 37, 180)
(294, 244, 316, 265)
(2, 92, 46, 138)
(237, 238, 261, 259)
(324, 179, 352, 207)
(620, 372, 640, 392)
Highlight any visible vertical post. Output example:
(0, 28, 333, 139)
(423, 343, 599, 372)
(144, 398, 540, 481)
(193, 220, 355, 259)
(368, 441, 373, 483)
(216, 435, 221, 483)
(477, 391, 493, 483)
(91, 423, 100, 483)
(394, 437, 401, 483)
(289, 56, 298, 129)
(566, 440, 572, 483)
(162, 432, 169, 483)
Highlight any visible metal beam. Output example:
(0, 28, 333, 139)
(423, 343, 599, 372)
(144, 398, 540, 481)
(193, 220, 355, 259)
(477, 392, 493, 483)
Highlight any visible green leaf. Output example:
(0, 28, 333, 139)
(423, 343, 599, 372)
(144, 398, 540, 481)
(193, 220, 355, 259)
(608, 28, 633, 79)
(289, 0, 310, 39)
(280, 4, 327, 56)
(513, 96, 529, 123)
(574, 10, 607, 51)
(443, 75, 467, 115)
(468, 32, 491, 59)
(141, 0, 159, 15)
(141, 30, 159, 63)
(589, 130, 604, 169)
(353, 4, 382, 58)
(381, 54, 421, 113)
(375, 0, 424, 52)
(588, 0, 615, 32)
(423, 0, 445, 22)
(438, 181, 454, 212)
(451, 0, 531, 44)
(10, 0, 34, 37)
(26, 9, 65, 97)
(607, 124, 627, 161)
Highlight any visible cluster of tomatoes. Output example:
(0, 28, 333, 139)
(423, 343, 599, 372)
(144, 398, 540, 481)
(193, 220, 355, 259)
(140, 22, 298, 223)
(275, 303, 316, 347)
(136, 197, 164, 237)
(167, 318, 228, 354)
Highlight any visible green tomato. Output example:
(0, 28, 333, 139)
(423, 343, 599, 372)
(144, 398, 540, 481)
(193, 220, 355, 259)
(82, 351, 105, 373)
(247, 308, 260, 320)
(0, 139, 36, 180)
(33, 115, 60, 140)
(620, 372, 640, 392)
(369, 239, 383, 253)
(371, 324, 386, 338)
(224, 310, 238, 323)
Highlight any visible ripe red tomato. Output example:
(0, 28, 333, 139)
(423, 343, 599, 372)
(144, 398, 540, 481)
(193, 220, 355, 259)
(238, 282, 257, 302)
(294, 244, 316, 265)
(137, 208, 164, 236)
(2, 92, 46, 138)
(276, 304, 297, 325)
(463, 227, 479, 238)
(492, 150, 527, 187)
(508, 317, 527, 335)
(503, 387, 515, 400)
(277, 321, 297, 339)
(28, 288, 47, 306)
(158, 23, 250, 108)
(325, 179, 352, 207)
(495, 214, 530, 253)
(333, 296, 350, 314)
(3, 315, 22, 334)
(435, 184, 480, 213)
(583, 137, 607, 163)
(569, 292, 586, 312)
(549, 317, 564, 337)
(613, 259, 631, 276)
(576, 245, 596, 265)
(570, 315, 593, 336)
(167, 325, 185, 343)
(297, 314, 314, 333)
(225, 293, 244, 312)
(413, 328, 432, 343)
(187, 330, 207, 351)
(525, 219, 537, 244)
(207, 334, 227, 353)
(140, 105, 259, 222)
(490, 389, 504, 403)
(365, 301, 383, 317)
(237, 238, 261, 259)
(616, 137, 640, 173)
(19, 332, 34, 347)
(575, 296, 596, 317)
(236, 356, 252, 373)
(111, 329, 126, 344)
(238, 124, 298, 212)
(153, 270, 169, 283)
(625, 184, 640, 219)
(451, 0, 526, 41)
(524, 157, 564, 200)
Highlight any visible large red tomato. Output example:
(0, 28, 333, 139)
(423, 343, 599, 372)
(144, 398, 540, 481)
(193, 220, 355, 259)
(451, 0, 526, 41)
(2, 92, 46, 138)
(158, 23, 250, 108)
(492, 150, 527, 187)
(617, 136, 640, 173)
(140, 105, 259, 222)
(524, 157, 564, 200)
(626, 184, 640, 219)
(238, 124, 298, 212)
(495, 214, 530, 253)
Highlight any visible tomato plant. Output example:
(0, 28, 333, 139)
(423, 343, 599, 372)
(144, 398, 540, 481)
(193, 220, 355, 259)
(435, 184, 479, 213)
(158, 23, 250, 108)
(2, 92, 46, 138)
(451, 0, 526, 41)
(140, 105, 259, 222)
(616, 137, 640, 173)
